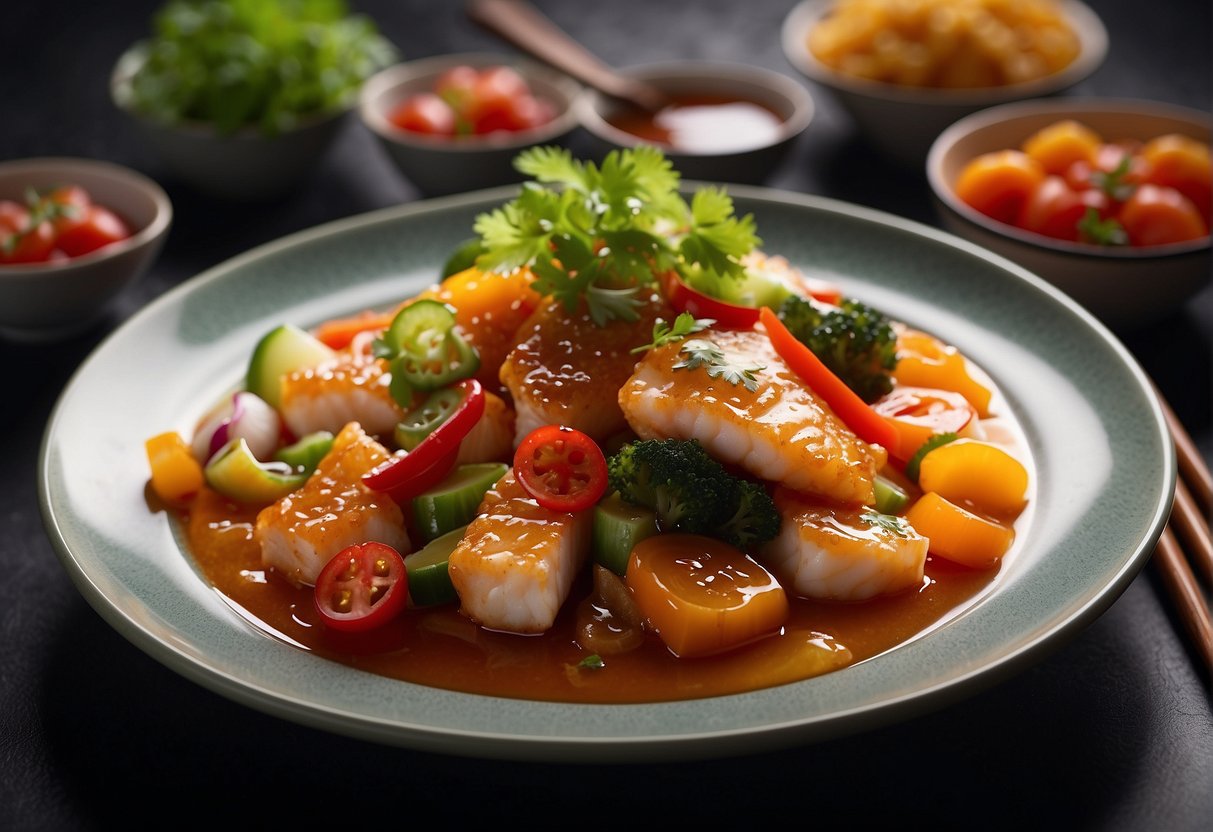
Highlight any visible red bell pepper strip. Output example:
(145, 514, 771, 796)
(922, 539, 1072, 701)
(664, 272, 761, 329)
(759, 307, 900, 451)
(362, 378, 485, 503)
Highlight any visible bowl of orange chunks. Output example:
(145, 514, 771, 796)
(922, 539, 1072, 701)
(928, 97, 1211, 328)
(781, 0, 1108, 167)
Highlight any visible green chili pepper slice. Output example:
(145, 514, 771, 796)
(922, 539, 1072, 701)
(392, 329, 480, 392)
(395, 385, 470, 451)
(384, 300, 458, 358)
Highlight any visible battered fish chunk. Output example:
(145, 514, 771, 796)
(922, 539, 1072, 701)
(618, 328, 886, 505)
(498, 291, 672, 445)
(447, 469, 591, 634)
(254, 422, 410, 586)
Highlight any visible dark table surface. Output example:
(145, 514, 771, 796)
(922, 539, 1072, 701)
(3, 1, 1210, 828)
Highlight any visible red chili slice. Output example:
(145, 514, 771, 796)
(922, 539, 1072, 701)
(362, 378, 485, 503)
(313, 542, 409, 633)
(512, 425, 609, 513)
(665, 273, 761, 329)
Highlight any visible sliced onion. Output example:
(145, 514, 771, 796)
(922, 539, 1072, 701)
(194, 392, 282, 464)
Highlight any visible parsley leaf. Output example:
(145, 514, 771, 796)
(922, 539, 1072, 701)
(860, 510, 913, 538)
(631, 312, 715, 354)
(673, 338, 765, 392)
(472, 146, 760, 326)
(578, 654, 605, 670)
(1077, 207, 1129, 246)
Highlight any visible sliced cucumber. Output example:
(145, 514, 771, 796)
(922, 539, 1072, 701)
(593, 492, 659, 576)
(246, 324, 336, 409)
(404, 525, 467, 607)
(273, 430, 334, 474)
(412, 462, 508, 542)
(874, 474, 909, 515)
(205, 438, 308, 504)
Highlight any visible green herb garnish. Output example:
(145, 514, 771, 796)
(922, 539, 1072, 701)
(578, 654, 605, 670)
(472, 146, 760, 325)
(673, 338, 765, 392)
(631, 312, 715, 354)
(860, 510, 912, 538)
(123, 0, 397, 136)
(905, 432, 959, 483)
(1090, 156, 1137, 203)
(1077, 207, 1129, 246)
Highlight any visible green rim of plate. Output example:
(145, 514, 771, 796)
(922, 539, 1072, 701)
(37, 184, 1174, 763)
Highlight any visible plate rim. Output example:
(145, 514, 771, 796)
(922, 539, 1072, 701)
(38, 183, 1175, 763)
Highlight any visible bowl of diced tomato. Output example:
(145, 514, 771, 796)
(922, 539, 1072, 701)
(358, 52, 581, 196)
(0, 157, 171, 341)
(927, 98, 1211, 329)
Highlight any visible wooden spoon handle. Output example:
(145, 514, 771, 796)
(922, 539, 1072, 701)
(466, 0, 668, 111)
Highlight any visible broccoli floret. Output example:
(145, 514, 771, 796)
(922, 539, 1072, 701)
(777, 294, 898, 403)
(607, 438, 780, 549)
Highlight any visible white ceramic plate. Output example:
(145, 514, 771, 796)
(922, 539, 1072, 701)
(39, 185, 1173, 763)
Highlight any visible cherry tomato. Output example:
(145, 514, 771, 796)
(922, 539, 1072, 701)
(434, 64, 481, 113)
(0, 220, 55, 264)
(513, 425, 609, 513)
(42, 185, 91, 234)
(469, 66, 531, 130)
(954, 150, 1046, 225)
(1022, 119, 1101, 176)
(362, 378, 485, 502)
(1017, 176, 1092, 241)
(872, 385, 976, 462)
(1141, 133, 1212, 225)
(664, 272, 760, 329)
(0, 200, 28, 233)
(54, 205, 131, 257)
(1116, 184, 1209, 246)
(389, 93, 457, 135)
(314, 542, 409, 633)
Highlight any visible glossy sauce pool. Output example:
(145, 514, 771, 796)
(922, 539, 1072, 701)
(605, 95, 786, 154)
(179, 487, 1000, 704)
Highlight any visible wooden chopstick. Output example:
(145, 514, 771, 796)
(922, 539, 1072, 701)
(1153, 526, 1213, 679)
(1148, 385, 1213, 681)
(1156, 389, 1212, 515)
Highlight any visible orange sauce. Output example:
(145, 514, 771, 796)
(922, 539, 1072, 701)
(179, 486, 998, 704)
(606, 95, 786, 154)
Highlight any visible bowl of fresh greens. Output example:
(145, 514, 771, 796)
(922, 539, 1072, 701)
(111, 0, 397, 201)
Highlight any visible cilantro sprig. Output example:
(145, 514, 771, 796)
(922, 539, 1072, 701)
(673, 338, 765, 392)
(472, 146, 760, 325)
(1077, 207, 1129, 246)
(630, 312, 715, 354)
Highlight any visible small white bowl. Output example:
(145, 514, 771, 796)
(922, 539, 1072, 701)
(781, 0, 1108, 167)
(110, 45, 349, 202)
(927, 98, 1212, 329)
(0, 157, 172, 342)
(359, 53, 581, 196)
(576, 60, 814, 184)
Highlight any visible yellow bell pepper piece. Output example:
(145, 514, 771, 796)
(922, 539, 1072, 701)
(917, 438, 1029, 519)
(905, 492, 1015, 569)
(145, 431, 204, 506)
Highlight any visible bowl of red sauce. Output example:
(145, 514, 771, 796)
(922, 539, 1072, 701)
(576, 61, 814, 184)
(359, 52, 581, 196)
(0, 157, 171, 342)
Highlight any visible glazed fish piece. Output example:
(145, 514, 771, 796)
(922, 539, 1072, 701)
(760, 487, 928, 601)
(447, 468, 591, 634)
(498, 290, 672, 446)
(279, 331, 403, 442)
(618, 327, 886, 505)
(455, 390, 515, 465)
(255, 422, 410, 586)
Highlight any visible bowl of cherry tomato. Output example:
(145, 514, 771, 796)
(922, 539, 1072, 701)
(0, 157, 172, 342)
(358, 53, 581, 196)
(927, 98, 1211, 328)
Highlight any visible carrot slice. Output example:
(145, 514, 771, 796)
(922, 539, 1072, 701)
(759, 306, 899, 451)
(905, 492, 1014, 569)
(313, 309, 397, 350)
(627, 534, 787, 658)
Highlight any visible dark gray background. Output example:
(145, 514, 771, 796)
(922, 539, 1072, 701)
(2, 1, 1210, 828)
